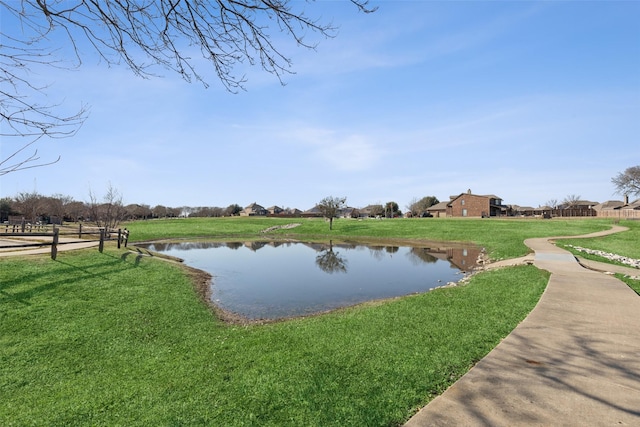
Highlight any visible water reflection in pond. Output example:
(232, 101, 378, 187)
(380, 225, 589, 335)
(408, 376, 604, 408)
(143, 240, 481, 320)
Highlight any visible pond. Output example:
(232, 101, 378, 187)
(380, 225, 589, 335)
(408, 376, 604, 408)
(143, 240, 482, 321)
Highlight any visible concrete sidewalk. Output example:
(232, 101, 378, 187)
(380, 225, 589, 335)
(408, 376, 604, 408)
(406, 226, 640, 426)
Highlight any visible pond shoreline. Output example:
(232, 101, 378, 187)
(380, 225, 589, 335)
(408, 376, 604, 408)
(133, 236, 490, 325)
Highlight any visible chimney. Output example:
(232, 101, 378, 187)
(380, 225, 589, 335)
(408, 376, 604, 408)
(624, 194, 629, 205)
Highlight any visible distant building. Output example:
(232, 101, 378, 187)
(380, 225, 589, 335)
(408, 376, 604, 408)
(426, 201, 448, 218)
(239, 202, 268, 216)
(592, 200, 625, 218)
(595, 196, 640, 219)
(618, 198, 640, 218)
(266, 205, 284, 215)
(339, 207, 359, 218)
(283, 208, 303, 216)
(303, 205, 323, 217)
(358, 204, 384, 218)
(446, 190, 508, 218)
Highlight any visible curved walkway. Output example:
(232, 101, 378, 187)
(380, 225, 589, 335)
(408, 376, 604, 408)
(406, 225, 640, 426)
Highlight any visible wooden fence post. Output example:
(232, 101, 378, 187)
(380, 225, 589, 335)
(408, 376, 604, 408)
(124, 228, 128, 248)
(117, 228, 122, 249)
(51, 226, 59, 260)
(99, 228, 105, 253)
(79, 223, 83, 239)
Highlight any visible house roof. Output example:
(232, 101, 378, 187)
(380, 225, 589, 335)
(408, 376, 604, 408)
(562, 200, 598, 207)
(304, 205, 322, 214)
(448, 192, 503, 206)
(358, 204, 383, 214)
(618, 198, 640, 210)
(593, 200, 625, 211)
(242, 202, 266, 213)
(511, 205, 536, 211)
(340, 207, 358, 216)
(426, 201, 449, 211)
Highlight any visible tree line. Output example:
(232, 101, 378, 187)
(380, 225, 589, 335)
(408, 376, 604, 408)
(0, 188, 244, 228)
(5, 166, 637, 229)
(1, 189, 443, 231)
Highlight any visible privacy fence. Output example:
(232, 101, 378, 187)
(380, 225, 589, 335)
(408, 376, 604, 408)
(1, 223, 129, 260)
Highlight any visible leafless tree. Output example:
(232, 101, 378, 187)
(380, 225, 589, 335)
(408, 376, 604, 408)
(167, 206, 182, 217)
(545, 199, 559, 209)
(562, 194, 581, 208)
(152, 205, 168, 218)
(65, 200, 88, 222)
(406, 197, 419, 217)
(88, 183, 125, 229)
(125, 204, 152, 220)
(612, 165, 640, 197)
(1, 18, 88, 175)
(406, 196, 439, 217)
(317, 196, 346, 230)
(45, 193, 75, 223)
(14, 191, 44, 222)
(1, 1, 375, 174)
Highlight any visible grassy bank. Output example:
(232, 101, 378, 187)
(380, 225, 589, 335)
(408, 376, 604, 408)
(1, 247, 548, 426)
(126, 217, 616, 260)
(556, 220, 640, 263)
(4, 217, 636, 425)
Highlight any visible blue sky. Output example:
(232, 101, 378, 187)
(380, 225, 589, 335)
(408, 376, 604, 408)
(2, 1, 639, 211)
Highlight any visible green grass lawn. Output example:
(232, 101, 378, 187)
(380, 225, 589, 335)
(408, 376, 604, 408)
(2, 217, 636, 425)
(126, 216, 616, 260)
(556, 219, 640, 263)
(1, 247, 548, 426)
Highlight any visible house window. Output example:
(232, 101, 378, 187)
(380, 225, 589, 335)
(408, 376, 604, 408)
(461, 199, 465, 206)
(462, 209, 468, 217)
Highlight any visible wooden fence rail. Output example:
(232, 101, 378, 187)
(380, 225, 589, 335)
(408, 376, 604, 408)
(0, 224, 129, 260)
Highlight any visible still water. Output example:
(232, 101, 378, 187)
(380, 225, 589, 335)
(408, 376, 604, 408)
(144, 240, 480, 320)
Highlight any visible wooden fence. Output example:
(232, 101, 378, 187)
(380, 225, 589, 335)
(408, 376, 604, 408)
(595, 209, 640, 219)
(1, 223, 129, 260)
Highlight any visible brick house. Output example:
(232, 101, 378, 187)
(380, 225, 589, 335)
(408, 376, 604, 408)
(266, 205, 284, 215)
(239, 202, 268, 216)
(446, 190, 508, 218)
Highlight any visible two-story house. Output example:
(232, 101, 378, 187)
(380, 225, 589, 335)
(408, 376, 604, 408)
(239, 202, 268, 216)
(446, 190, 508, 217)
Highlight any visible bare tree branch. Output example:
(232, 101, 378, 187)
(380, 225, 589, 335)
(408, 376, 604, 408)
(0, 135, 61, 175)
(1, 0, 375, 173)
(612, 166, 640, 197)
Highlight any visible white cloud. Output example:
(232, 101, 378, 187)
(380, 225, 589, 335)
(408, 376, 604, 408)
(276, 126, 382, 172)
(315, 135, 382, 172)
